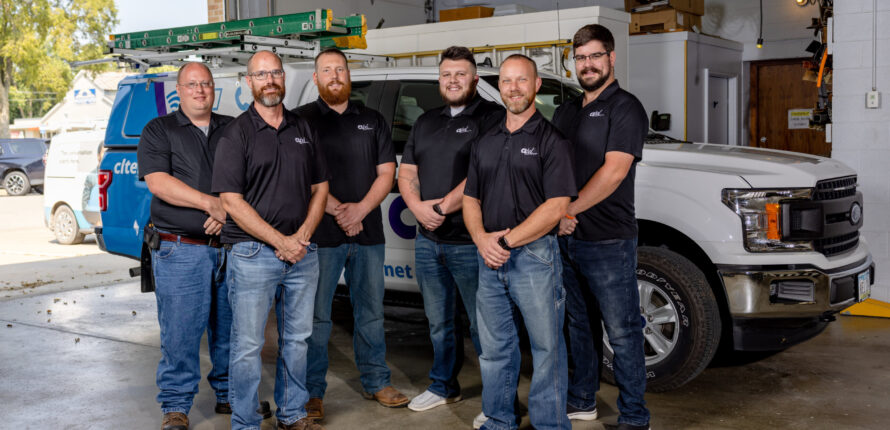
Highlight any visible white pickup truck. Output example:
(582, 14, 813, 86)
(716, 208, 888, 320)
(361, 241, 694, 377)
(98, 64, 875, 392)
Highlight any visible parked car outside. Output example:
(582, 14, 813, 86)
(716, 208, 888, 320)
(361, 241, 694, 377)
(0, 138, 48, 196)
(43, 130, 105, 244)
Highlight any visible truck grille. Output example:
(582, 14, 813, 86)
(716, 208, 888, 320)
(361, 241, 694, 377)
(814, 176, 857, 201)
(814, 231, 859, 256)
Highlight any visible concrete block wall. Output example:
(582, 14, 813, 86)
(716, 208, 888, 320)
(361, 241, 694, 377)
(832, 0, 890, 302)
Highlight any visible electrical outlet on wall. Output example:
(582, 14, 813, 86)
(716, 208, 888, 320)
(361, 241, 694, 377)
(866, 90, 881, 109)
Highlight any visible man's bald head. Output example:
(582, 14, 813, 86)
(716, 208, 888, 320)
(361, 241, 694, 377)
(247, 51, 283, 74)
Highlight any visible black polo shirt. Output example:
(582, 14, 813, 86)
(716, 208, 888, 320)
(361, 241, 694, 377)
(138, 109, 233, 239)
(552, 81, 648, 241)
(294, 98, 396, 248)
(402, 95, 504, 244)
(464, 110, 576, 234)
(211, 103, 329, 244)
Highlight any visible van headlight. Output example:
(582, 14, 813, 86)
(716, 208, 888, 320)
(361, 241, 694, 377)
(722, 188, 814, 252)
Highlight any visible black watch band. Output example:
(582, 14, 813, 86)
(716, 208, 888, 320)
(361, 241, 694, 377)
(432, 203, 445, 216)
(497, 236, 512, 251)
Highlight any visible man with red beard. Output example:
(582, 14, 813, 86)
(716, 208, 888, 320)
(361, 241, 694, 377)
(294, 48, 403, 420)
(552, 24, 650, 430)
(463, 54, 576, 430)
(397, 46, 503, 416)
(213, 51, 329, 430)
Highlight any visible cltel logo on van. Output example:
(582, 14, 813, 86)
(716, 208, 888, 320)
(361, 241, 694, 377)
(357, 124, 374, 131)
(113, 159, 138, 175)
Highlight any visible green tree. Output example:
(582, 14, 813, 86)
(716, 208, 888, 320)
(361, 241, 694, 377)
(0, 0, 117, 137)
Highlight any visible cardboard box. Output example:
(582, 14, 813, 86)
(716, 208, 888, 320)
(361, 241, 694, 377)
(631, 8, 702, 33)
(625, 0, 704, 16)
(439, 6, 495, 22)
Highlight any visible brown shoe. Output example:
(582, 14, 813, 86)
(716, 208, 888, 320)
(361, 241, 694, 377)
(305, 397, 324, 421)
(277, 417, 325, 430)
(161, 412, 188, 430)
(362, 385, 410, 407)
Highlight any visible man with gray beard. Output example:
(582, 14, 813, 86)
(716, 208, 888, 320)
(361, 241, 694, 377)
(212, 51, 329, 430)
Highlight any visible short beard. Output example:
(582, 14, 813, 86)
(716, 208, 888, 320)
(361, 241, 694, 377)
(440, 81, 476, 108)
(503, 90, 535, 115)
(253, 83, 285, 107)
(578, 66, 611, 92)
(319, 79, 351, 106)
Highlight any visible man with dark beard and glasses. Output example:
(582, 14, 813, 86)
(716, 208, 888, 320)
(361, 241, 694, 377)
(294, 48, 404, 421)
(397, 46, 503, 416)
(212, 51, 329, 430)
(464, 54, 576, 430)
(551, 24, 650, 430)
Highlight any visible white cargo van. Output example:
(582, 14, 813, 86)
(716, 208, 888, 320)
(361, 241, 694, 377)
(44, 130, 105, 244)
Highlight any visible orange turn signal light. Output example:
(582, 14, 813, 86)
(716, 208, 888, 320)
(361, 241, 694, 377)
(765, 203, 780, 240)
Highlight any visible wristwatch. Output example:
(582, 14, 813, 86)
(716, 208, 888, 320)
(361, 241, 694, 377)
(432, 203, 445, 216)
(497, 235, 512, 251)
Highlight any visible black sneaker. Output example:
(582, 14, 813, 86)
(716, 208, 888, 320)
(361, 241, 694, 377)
(616, 423, 650, 430)
(566, 403, 598, 421)
(215, 400, 273, 419)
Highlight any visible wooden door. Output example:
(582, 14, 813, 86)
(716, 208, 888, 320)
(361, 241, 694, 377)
(749, 59, 830, 156)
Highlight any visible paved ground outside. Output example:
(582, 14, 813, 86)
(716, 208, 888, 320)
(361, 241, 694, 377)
(1, 191, 889, 429)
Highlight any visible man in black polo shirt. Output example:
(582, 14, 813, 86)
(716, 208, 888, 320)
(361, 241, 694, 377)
(552, 24, 650, 430)
(464, 54, 576, 430)
(398, 46, 503, 414)
(138, 62, 237, 430)
(212, 51, 328, 430)
(294, 48, 404, 418)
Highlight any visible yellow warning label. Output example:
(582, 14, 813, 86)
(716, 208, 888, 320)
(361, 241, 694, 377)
(200, 32, 218, 41)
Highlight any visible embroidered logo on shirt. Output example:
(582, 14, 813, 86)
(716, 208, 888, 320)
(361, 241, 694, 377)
(589, 110, 605, 118)
(294, 137, 309, 144)
(455, 126, 472, 134)
(520, 147, 538, 156)
(357, 124, 374, 131)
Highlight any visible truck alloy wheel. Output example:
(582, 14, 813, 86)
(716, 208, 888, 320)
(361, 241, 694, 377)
(601, 246, 721, 392)
(53, 205, 86, 245)
(3, 171, 31, 196)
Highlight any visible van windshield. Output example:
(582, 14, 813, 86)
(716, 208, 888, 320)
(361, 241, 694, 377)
(480, 76, 582, 121)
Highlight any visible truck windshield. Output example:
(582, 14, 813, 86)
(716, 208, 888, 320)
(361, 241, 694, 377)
(480, 76, 581, 121)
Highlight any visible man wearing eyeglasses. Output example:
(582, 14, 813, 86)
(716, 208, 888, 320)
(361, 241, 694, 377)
(213, 51, 329, 430)
(552, 24, 650, 430)
(138, 62, 244, 430)
(294, 47, 404, 420)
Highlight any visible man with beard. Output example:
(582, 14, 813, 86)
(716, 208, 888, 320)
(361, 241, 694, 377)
(397, 46, 503, 415)
(212, 51, 329, 430)
(294, 48, 403, 420)
(464, 54, 576, 430)
(551, 24, 650, 430)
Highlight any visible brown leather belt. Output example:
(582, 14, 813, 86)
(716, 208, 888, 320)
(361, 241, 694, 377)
(158, 232, 222, 248)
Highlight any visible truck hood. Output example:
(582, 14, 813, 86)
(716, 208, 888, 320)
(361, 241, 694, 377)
(641, 143, 857, 188)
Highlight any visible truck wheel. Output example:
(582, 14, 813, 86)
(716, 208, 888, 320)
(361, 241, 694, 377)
(53, 205, 85, 245)
(601, 246, 721, 392)
(3, 171, 31, 196)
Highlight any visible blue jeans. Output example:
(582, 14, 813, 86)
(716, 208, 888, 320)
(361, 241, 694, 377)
(560, 237, 649, 427)
(476, 235, 569, 430)
(227, 241, 319, 430)
(152, 238, 231, 415)
(414, 234, 481, 398)
(306, 243, 390, 398)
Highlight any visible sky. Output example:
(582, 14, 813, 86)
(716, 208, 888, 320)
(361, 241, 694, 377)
(113, 0, 208, 34)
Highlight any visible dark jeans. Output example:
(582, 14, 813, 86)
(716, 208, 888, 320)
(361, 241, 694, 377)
(560, 236, 649, 427)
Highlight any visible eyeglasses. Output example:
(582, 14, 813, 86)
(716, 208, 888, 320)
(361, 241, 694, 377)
(572, 51, 611, 63)
(178, 81, 214, 90)
(248, 69, 285, 80)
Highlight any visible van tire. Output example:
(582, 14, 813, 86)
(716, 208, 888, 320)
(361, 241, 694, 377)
(53, 205, 86, 245)
(600, 246, 721, 392)
(3, 171, 31, 196)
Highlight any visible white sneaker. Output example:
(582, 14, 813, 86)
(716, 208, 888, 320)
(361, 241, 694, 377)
(566, 404, 598, 421)
(472, 411, 488, 429)
(407, 390, 461, 412)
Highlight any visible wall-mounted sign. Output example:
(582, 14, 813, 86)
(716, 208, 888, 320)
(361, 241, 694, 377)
(73, 88, 97, 104)
(788, 108, 812, 130)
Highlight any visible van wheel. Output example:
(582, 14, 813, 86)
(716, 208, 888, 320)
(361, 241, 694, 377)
(53, 205, 85, 245)
(601, 246, 721, 392)
(3, 171, 31, 196)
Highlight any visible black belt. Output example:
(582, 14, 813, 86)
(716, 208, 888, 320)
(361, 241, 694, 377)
(158, 232, 221, 248)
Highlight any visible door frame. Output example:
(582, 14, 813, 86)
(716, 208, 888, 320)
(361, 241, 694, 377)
(702, 68, 738, 146)
(748, 57, 809, 148)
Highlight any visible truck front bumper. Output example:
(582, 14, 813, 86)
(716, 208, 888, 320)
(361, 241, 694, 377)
(718, 255, 875, 350)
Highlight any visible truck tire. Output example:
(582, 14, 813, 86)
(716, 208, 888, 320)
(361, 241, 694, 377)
(53, 205, 86, 245)
(3, 171, 31, 196)
(601, 246, 721, 392)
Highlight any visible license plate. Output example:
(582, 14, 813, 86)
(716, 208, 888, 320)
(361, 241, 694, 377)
(858, 270, 871, 302)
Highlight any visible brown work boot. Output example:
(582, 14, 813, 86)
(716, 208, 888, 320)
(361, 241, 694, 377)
(161, 412, 188, 430)
(305, 397, 324, 421)
(362, 385, 410, 407)
(277, 417, 325, 430)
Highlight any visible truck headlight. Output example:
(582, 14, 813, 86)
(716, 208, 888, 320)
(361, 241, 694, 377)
(722, 188, 814, 252)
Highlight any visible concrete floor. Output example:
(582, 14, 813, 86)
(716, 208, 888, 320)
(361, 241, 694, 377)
(2, 193, 890, 429)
